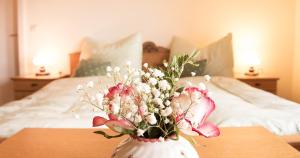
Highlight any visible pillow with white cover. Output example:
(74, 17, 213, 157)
(169, 33, 234, 77)
(80, 33, 142, 70)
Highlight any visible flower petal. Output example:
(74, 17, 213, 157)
(195, 122, 220, 138)
(93, 116, 107, 127)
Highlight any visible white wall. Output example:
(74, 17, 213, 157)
(292, 0, 300, 102)
(0, 0, 18, 105)
(19, 0, 296, 99)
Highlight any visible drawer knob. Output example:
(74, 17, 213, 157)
(254, 83, 261, 87)
(31, 83, 38, 87)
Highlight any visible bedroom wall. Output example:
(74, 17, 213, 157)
(0, 0, 18, 105)
(18, 0, 295, 99)
(292, 0, 300, 103)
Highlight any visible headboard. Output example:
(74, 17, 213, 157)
(69, 41, 170, 75)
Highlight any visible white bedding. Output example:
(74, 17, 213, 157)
(0, 76, 299, 138)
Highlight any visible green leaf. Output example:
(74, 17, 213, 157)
(176, 87, 185, 93)
(94, 130, 125, 139)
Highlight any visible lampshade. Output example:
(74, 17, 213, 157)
(32, 54, 51, 66)
(244, 52, 261, 66)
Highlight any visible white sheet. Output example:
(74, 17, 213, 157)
(0, 76, 299, 138)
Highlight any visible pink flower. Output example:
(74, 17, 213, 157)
(105, 83, 134, 100)
(172, 87, 220, 138)
(105, 83, 123, 100)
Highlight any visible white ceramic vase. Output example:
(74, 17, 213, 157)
(112, 136, 199, 158)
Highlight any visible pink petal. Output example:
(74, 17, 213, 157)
(196, 96, 216, 125)
(195, 122, 220, 138)
(93, 116, 107, 127)
(108, 114, 118, 120)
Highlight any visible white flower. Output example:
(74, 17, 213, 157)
(136, 83, 151, 94)
(134, 115, 143, 123)
(154, 108, 159, 113)
(165, 100, 171, 106)
(148, 78, 157, 86)
(137, 129, 145, 137)
(159, 137, 165, 142)
(103, 89, 109, 95)
(163, 62, 168, 67)
(151, 88, 161, 98)
(76, 84, 83, 91)
(153, 98, 163, 106)
(96, 93, 104, 106)
(191, 72, 196, 77)
(198, 82, 206, 90)
(143, 63, 149, 68)
(140, 70, 145, 75)
(114, 66, 120, 72)
(171, 67, 175, 71)
(174, 78, 179, 82)
(158, 80, 171, 91)
(111, 96, 121, 114)
(174, 92, 180, 97)
(164, 118, 170, 124)
(204, 75, 211, 82)
(144, 73, 150, 78)
(161, 107, 172, 116)
(146, 113, 157, 125)
(111, 103, 120, 114)
(165, 93, 169, 98)
(87, 81, 94, 88)
(152, 69, 164, 78)
(106, 66, 112, 72)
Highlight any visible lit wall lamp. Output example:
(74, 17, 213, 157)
(244, 53, 261, 76)
(33, 54, 50, 76)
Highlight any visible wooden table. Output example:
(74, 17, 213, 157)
(0, 127, 299, 158)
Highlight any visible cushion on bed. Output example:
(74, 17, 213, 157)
(74, 59, 110, 77)
(80, 33, 142, 70)
(181, 59, 207, 78)
(169, 33, 234, 77)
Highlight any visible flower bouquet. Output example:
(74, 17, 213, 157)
(77, 53, 220, 158)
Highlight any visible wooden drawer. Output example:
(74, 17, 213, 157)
(14, 91, 34, 100)
(13, 80, 50, 91)
(241, 80, 277, 93)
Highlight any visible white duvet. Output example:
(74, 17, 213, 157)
(0, 76, 299, 138)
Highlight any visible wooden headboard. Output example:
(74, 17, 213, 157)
(69, 41, 170, 75)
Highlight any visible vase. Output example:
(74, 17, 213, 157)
(112, 136, 199, 158)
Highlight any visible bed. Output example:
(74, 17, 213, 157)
(0, 41, 300, 150)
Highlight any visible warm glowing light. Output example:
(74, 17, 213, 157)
(244, 52, 261, 66)
(32, 53, 52, 66)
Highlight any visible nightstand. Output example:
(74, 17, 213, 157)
(235, 75, 279, 94)
(11, 73, 70, 99)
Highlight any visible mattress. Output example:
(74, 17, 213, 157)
(0, 76, 299, 138)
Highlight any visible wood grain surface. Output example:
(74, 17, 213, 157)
(0, 127, 299, 158)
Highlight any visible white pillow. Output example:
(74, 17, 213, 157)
(169, 33, 234, 77)
(80, 33, 142, 70)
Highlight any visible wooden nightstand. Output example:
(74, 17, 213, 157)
(235, 75, 279, 94)
(11, 73, 70, 99)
